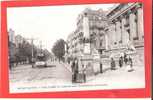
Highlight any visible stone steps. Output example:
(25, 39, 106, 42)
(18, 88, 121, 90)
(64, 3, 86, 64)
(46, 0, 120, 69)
(101, 47, 144, 66)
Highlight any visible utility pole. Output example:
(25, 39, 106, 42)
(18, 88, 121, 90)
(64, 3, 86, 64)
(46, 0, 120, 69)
(26, 37, 37, 66)
(40, 40, 43, 53)
(31, 39, 34, 61)
(39, 40, 45, 55)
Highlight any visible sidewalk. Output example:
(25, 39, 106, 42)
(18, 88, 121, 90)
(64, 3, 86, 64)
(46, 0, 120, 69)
(86, 65, 145, 89)
(62, 62, 145, 87)
(62, 62, 111, 74)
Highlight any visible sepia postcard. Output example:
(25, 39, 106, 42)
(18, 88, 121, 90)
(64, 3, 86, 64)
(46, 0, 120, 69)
(7, 3, 145, 93)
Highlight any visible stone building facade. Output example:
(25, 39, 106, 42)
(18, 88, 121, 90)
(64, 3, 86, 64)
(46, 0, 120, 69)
(67, 8, 109, 57)
(66, 3, 144, 67)
(105, 3, 144, 66)
(106, 3, 144, 49)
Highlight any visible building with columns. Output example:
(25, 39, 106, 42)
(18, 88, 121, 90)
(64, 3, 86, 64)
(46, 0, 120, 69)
(66, 3, 144, 66)
(106, 3, 144, 50)
(105, 3, 144, 66)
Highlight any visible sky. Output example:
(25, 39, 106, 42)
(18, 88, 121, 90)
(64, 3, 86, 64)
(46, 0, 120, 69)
(7, 3, 116, 52)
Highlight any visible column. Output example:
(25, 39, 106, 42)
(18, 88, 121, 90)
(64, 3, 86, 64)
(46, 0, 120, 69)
(129, 12, 136, 41)
(121, 18, 128, 45)
(105, 34, 108, 50)
(108, 24, 116, 48)
(106, 29, 110, 49)
(137, 7, 144, 40)
(116, 21, 121, 44)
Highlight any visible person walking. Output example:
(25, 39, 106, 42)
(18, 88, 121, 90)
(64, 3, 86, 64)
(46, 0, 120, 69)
(129, 56, 133, 67)
(124, 53, 128, 65)
(75, 58, 79, 73)
(127, 56, 134, 72)
(111, 57, 116, 70)
(119, 56, 123, 68)
(71, 59, 76, 83)
(82, 64, 86, 83)
(73, 58, 79, 82)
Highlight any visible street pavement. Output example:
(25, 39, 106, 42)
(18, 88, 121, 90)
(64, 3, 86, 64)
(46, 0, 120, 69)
(9, 60, 145, 93)
(10, 60, 72, 83)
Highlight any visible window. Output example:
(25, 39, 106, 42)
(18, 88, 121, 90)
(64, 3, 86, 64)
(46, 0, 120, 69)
(100, 42, 102, 47)
(114, 42, 117, 45)
(133, 37, 139, 40)
(119, 40, 122, 43)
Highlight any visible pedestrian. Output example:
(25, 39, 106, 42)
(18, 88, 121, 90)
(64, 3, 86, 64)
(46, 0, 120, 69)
(71, 59, 75, 72)
(71, 59, 75, 83)
(119, 56, 123, 68)
(100, 62, 103, 73)
(74, 58, 79, 74)
(127, 56, 134, 72)
(82, 64, 86, 82)
(129, 57, 133, 67)
(111, 57, 116, 70)
(124, 53, 128, 65)
(9, 57, 13, 70)
(74, 58, 79, 82)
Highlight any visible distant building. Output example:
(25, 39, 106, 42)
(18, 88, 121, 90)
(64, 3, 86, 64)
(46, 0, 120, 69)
(8, 29, 16, 67)
(8, 28, 15, 43)
(15, 35, 25, 48)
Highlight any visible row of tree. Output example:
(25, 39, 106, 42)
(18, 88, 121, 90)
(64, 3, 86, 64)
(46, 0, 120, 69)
(9, 40, 51, 69)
